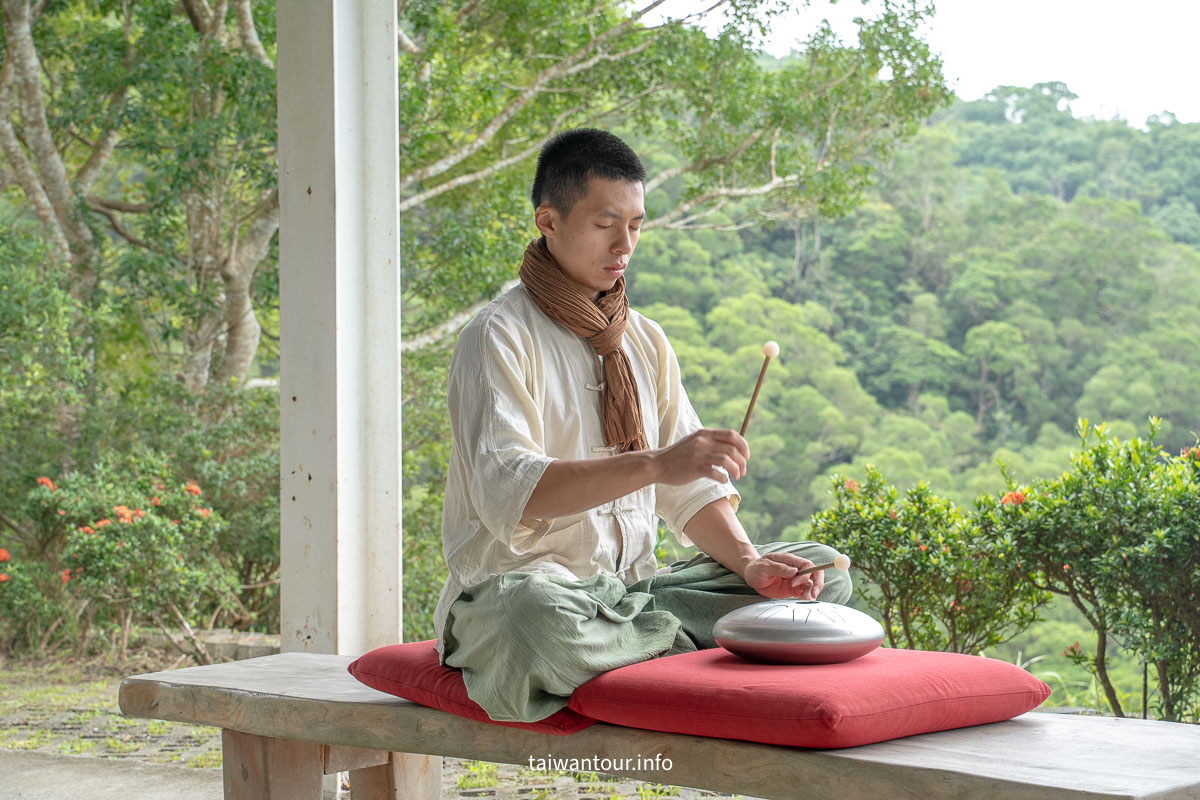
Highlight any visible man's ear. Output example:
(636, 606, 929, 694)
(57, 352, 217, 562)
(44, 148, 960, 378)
(534, 205, 558, 238)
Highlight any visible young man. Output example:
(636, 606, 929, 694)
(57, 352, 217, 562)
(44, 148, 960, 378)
(434, 129, 851, 722)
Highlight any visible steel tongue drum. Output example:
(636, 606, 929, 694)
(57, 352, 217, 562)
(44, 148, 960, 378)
(713, 555, 883, 665)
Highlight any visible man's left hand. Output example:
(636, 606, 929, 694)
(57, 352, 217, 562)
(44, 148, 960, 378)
(743, 552, 823, 601)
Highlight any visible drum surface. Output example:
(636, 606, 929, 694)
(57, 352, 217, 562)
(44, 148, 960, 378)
(713, 599, 885, 664)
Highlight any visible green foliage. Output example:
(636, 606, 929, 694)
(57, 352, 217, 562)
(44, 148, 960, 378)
(0, 557, 67, 656)
(0, 451, 238, 656)
(0, 214, 85, 519)
(987, 420, 1200, 721)
(809, 465, 1048, 653)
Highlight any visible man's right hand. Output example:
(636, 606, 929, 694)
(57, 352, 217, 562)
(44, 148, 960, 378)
(523, 428, 748, 521)
(653, 427, 749, 485)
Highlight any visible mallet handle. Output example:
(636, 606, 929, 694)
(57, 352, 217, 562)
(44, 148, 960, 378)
(795, 561, 836, 577)
(739, 356, 771, 437)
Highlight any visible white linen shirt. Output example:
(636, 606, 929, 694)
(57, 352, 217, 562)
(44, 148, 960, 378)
(433, 284, 738, 654)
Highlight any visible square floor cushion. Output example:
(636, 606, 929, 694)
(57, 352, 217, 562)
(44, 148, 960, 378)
(568, 646, 1051, 749)
(348, 640, 596, 735)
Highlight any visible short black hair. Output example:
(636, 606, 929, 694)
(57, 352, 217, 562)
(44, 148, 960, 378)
(531, 129, 646, 216)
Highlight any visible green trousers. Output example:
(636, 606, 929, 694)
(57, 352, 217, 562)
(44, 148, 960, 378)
(442, 540, 852, 722)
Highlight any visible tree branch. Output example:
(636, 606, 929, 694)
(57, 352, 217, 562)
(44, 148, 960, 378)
(643, 129, 764, 193)
(0, 58, 70, 260)
(397, 25, 422, 55)
(0, 506, 31, 539)
(401, 278, 520, 353)
(86, 199, 153, 249)
(179, 0, 212, 34)
(400, 0, 672, 189)
(234, 0, 273, 67)
(401, 83, 664, 211)
(560, 37, 657, 77)
(207, 0, 229, 38)
(645, 172, 801, 230)
(77, 0, 136, 192)
(74, 46, 134, 196)
(87, 196, 151, 213)
(226, 186, 279, 282)
(455, 0, 485, 24)
(1, 0, 94, 259)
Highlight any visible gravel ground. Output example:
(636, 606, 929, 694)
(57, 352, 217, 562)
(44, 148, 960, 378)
(0, 655, 750, 800)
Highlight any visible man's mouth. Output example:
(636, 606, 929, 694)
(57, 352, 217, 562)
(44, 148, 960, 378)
(604, 264, 627, 278)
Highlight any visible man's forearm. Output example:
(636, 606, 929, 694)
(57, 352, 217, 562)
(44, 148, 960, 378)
(682, 498, 759, 579)
(522, 451, 660, 520)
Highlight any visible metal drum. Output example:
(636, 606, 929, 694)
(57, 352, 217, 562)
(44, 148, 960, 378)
(713, 599, 884, 664)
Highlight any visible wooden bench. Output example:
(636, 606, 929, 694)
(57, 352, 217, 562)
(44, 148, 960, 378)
(119, 652, 1200, 800)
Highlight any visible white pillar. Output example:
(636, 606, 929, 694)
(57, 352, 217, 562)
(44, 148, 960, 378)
(277, 0, 401, 655)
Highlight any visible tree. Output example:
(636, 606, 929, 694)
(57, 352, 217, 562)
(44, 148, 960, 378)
(0, 0, 279, 398)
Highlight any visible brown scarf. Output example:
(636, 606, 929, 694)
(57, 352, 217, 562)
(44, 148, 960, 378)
(519, 237, 649, 452)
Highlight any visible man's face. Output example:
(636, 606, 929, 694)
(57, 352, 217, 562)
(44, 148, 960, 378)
(536, 177, 645, 301)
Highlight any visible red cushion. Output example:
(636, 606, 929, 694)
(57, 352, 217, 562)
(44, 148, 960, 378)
(568, 646, 1050, 749)
(348, 640, 596, 735)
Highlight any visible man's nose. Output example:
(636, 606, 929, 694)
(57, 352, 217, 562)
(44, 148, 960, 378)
(612, 229, 633, 254)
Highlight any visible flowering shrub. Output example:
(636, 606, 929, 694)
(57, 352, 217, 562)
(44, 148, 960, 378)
(0, 555, 68, 654)
(1, 449, 237, 656)
(988, 419, 1200, 722)
(809, 464, 1048, 654)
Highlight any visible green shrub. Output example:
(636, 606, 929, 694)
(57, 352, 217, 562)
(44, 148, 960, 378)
(0, 450, 238, 657)
(810, 465, 1049, 653)
(992, 419, 1200, 721)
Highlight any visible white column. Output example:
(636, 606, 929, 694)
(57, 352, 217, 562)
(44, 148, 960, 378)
(277, 0, 401, 656)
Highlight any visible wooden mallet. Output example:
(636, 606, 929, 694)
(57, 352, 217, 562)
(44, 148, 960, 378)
(794, 552, 852, 578)
(740, 340, 779, 437)
(729, 341, 779, 514)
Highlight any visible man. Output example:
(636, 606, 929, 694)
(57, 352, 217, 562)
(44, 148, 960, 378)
(434, 128, 850, 722)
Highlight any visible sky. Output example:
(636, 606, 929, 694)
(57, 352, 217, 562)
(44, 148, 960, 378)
(646, 0, 1200, 127)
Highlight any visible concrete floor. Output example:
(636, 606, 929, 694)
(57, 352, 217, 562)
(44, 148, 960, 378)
(0, 750, 223, 799)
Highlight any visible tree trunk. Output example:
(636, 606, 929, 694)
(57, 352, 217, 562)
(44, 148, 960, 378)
(1093, 629, 1124, 717)
(1155, 660, 1174, 721)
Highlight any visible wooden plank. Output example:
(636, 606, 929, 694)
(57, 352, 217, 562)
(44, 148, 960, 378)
(121, 653, 1200, 800)
(349, 753, 442, 800)
(222, 729, 323, 800)
(322, 743, 390, 773)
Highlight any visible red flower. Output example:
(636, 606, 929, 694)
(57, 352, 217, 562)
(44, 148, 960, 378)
(134, 509, 146, 518)
(887, 509, 897, 519)
(0, 573, 8, 583)
(154, 482, 165, 490)
(61, 568, 71, 584)
(78, 526, 94, 535)
(114, 505, 134, 523)
(170, 519, 180, 526)
(185, 482, 202, 496)
(1001, 490, 1026, 505)
(36, 476, 58, 491)
(919, 544, 928, 552)
(150, 496, 162, 507)
(0, 548, 9, 563)
(197, 507, 212, 518)
(1064, 642, 1083, 658)
(844, 478, 860, 493)
(57, 510, 65, 516)
(1063, 563, 1071, 571)
(95, 519, 111, 527)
